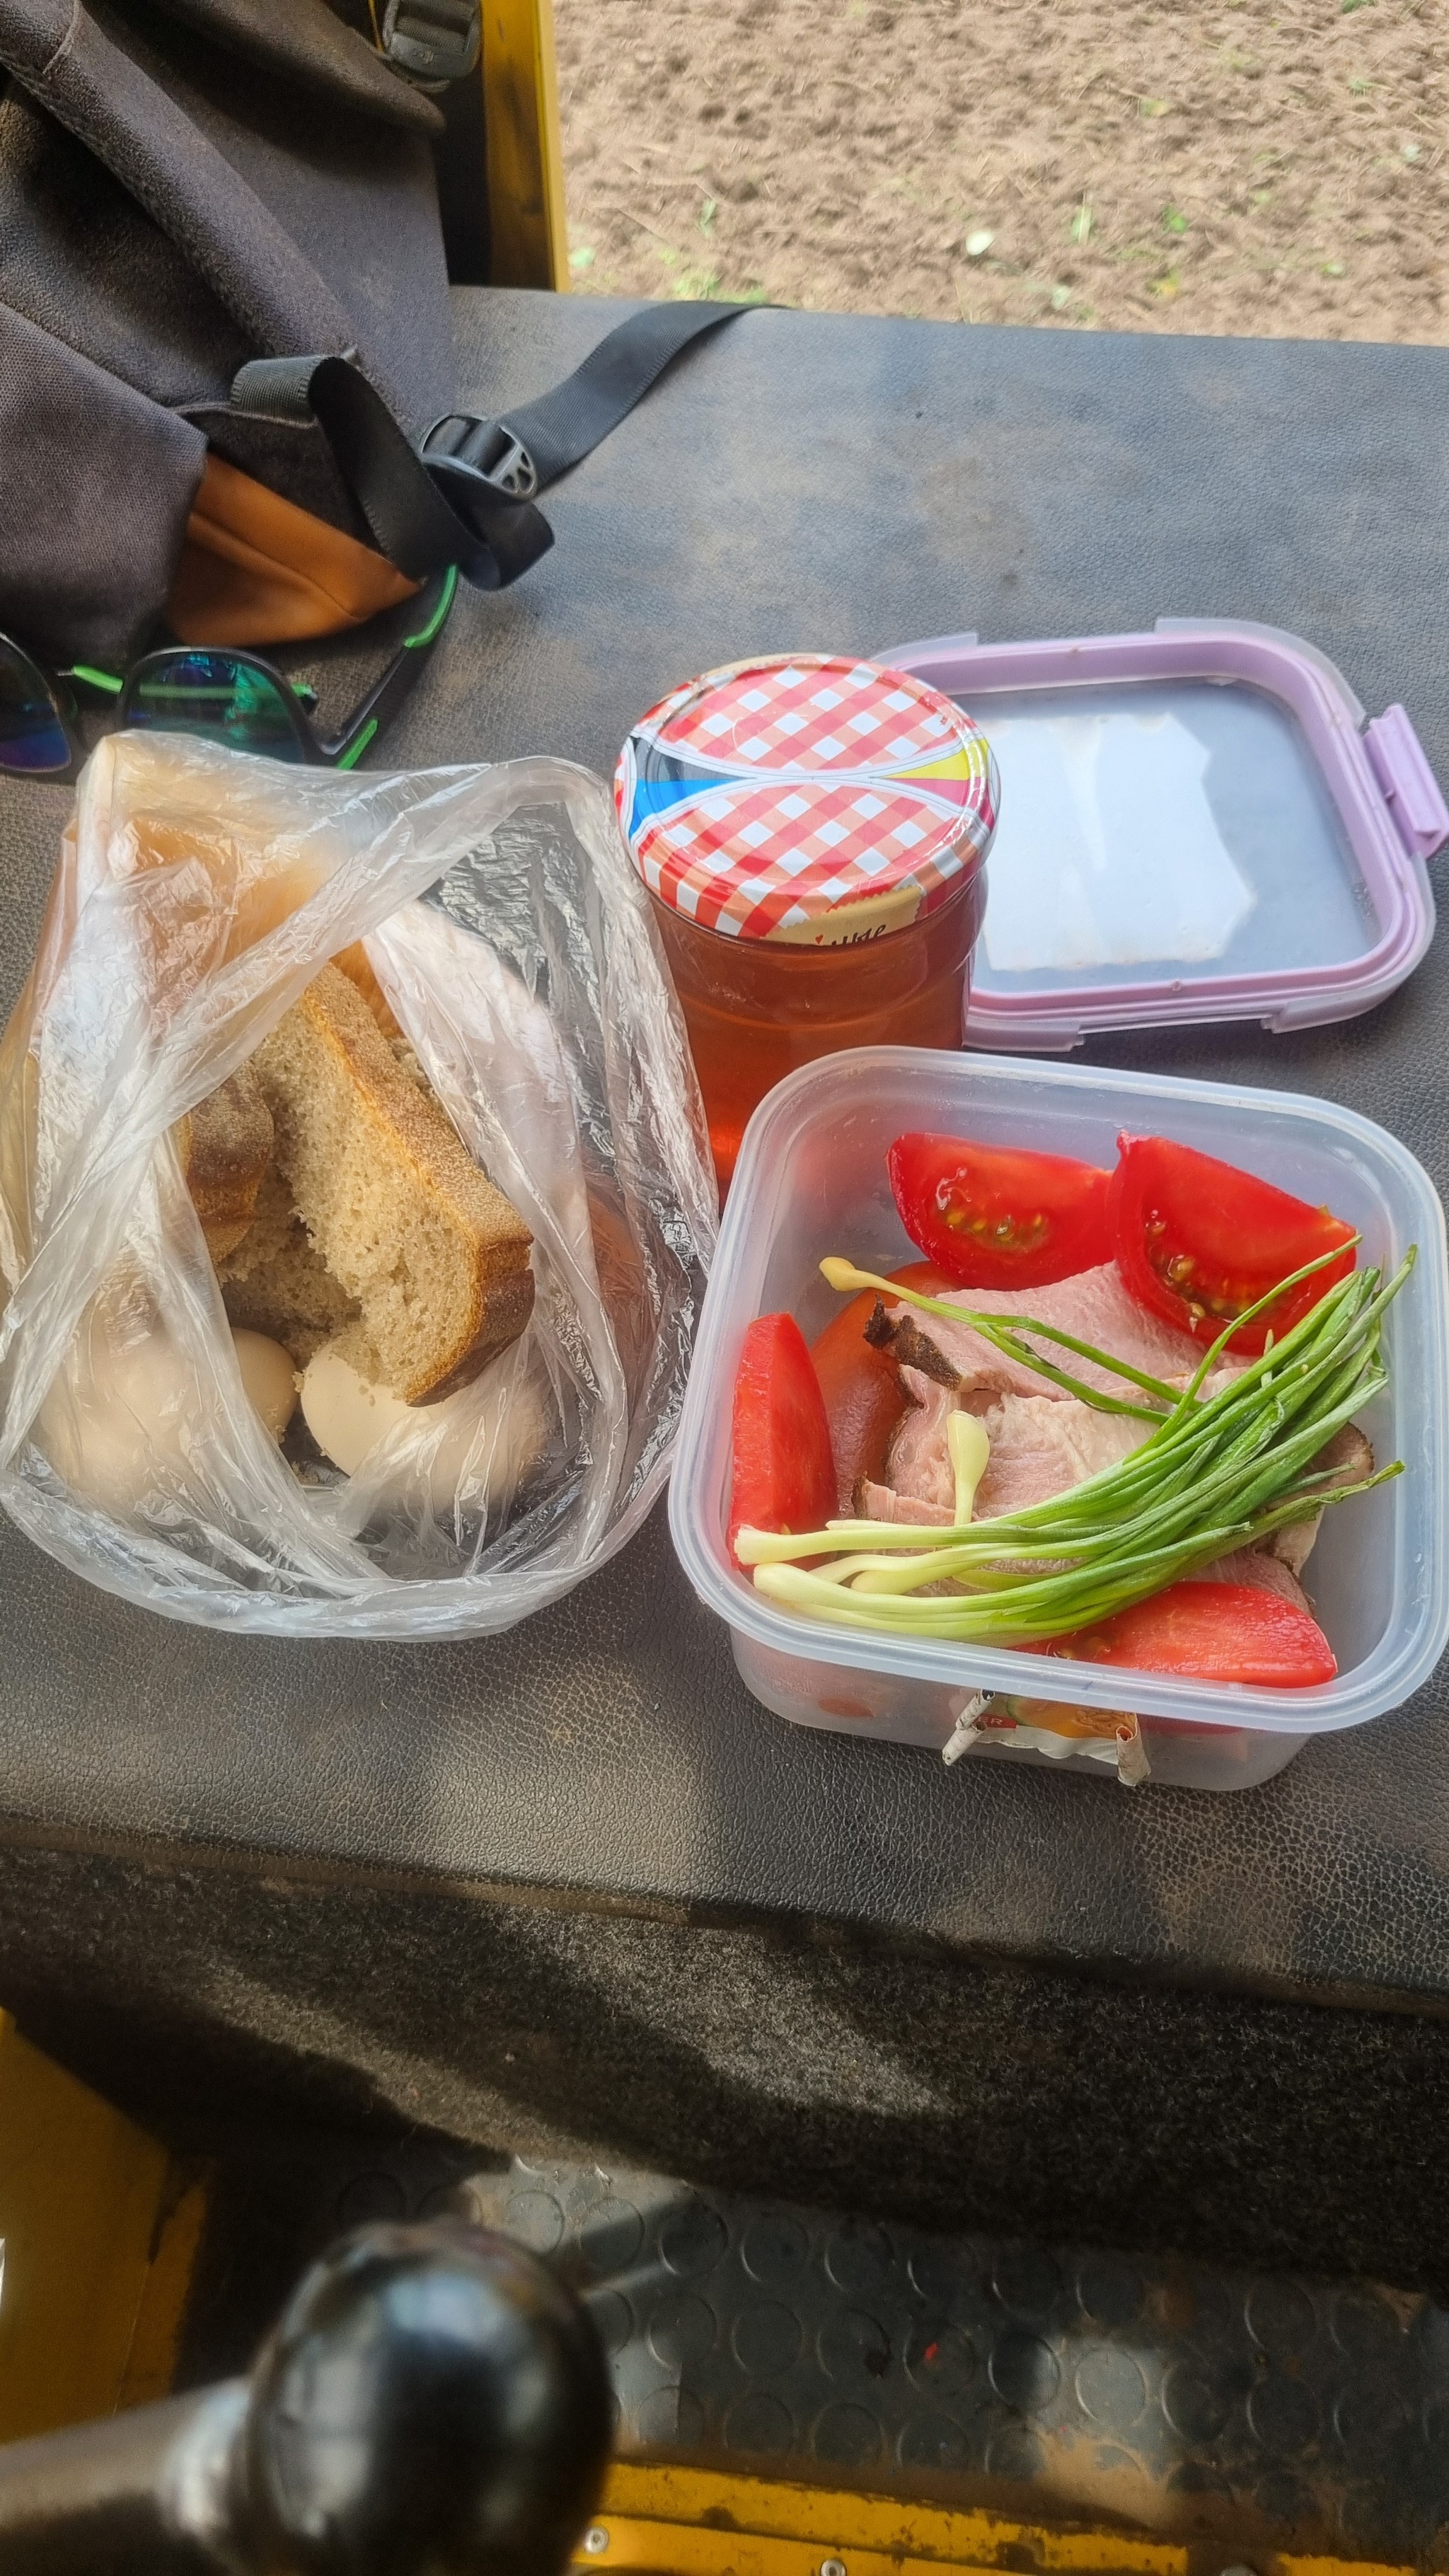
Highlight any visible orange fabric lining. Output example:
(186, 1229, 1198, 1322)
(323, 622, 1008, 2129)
(166, 453, 420, 647)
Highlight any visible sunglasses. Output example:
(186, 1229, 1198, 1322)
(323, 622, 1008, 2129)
(0, 565, 458, 782)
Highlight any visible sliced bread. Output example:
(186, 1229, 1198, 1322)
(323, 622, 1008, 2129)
(330, 941, 403, 1039)
(218, 1164, 361, 1368)
(251, 965, 533, 1403)
(174, 1064, 273, 1261)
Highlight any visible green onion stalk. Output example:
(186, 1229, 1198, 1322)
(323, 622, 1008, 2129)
(736, 1242, 1412, 1645)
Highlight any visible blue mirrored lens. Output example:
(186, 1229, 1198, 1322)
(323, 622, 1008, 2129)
(125, 654, 306, 761)
(0, 645, 70, 773)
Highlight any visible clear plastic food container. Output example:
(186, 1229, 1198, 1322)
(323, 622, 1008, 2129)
(669, 1047, 1449, 1792)
(889, 618, 1449, 1053)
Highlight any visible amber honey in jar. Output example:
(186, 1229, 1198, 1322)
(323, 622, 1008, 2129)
(616, 654, 998, 1189)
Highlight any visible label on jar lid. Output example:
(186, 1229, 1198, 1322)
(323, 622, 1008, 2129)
(615, 654, 998, 945)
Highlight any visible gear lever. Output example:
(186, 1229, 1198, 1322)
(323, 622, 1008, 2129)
(0, 2220, 613, 2575)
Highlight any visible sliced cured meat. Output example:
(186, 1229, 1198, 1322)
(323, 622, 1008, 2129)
(1187, 1546, 1312, 1614)
(858, 1263, 1368, 1619)
(884, 1367, 959, 1513)
(855, 1477, 954, 1527)
(866, 1262, 1228, 1405)
(870, 1306, 1052, 1403)
(884, 1377, 1150, 1523)
(971, 1392, 1150, 1519)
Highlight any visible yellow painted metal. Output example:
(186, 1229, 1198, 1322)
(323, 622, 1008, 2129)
(574, 2521, 1144, 2576)
(575, 2464, 1415, 2576)
(1278, 2565, 1416, 2576)
(0, 2010, 203, 2437)
(116, 2172, 210, 2410)
(480, 0, 569, 289)
(576, 2464, 1189, 2576)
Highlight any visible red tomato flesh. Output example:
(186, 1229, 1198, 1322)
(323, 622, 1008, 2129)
(1109, 1133, 1356, 1356)
(729, 1313, 838, 1561)
(1029, 1580, 1337, 1687)
(888, 1133, 1114, 1290)
(810, 1261, 953, 1509)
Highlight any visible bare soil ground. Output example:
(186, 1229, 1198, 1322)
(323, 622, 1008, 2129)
(555, 0, 1446, 341)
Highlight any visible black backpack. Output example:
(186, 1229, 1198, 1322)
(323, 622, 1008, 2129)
(0, 0, 741, 666)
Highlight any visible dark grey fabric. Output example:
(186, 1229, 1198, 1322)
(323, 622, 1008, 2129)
(0, 87, 250, 407)
(0, 0, 455, 660)
(90, 1, 456, 424)
(145, 0, 444, 133)
(1, 2, 387, 381)
(0, 299, 207, 664)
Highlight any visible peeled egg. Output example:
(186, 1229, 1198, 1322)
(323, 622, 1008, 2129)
(231, 1329, 297, 1440)
(37, 1323, 298, 1515)
(301, 1340, 550, 1514)
(301, 1345, 415, 1478)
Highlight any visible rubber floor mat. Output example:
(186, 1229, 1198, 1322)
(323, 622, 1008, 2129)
(460, 2158, 1449, 2564)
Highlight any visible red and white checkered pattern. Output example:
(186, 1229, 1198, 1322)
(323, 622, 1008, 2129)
(633, 780, 965, 938)
(618, 654, 998, 942)
(662, 657, 964, 775)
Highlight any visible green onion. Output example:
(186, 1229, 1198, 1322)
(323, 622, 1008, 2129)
(739, 1247, 1412, 1646)
(820, 1255, 1184, 1417)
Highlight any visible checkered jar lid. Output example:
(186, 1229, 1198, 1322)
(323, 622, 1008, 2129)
(615, 654, 998, 945)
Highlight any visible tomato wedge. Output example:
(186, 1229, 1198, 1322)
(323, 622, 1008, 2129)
(1109, 1133, 1356, 1356)
(810, 1261, 953, 1508)
(888, 1133, 1114, 1290)
(1030, 1580, 1337, 1687)
(729, 1313, 837, 1561)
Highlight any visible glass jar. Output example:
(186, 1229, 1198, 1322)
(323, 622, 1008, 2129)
(617, 653, 998, 1191)
(650, 863, 988, 1189)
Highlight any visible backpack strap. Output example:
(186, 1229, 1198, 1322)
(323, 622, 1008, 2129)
(230, 301, 752, 595)
(422, 299, 751, 495)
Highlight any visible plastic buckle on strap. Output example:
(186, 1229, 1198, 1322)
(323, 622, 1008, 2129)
(380, 0, 480, 83)
(422, 414, 540, 503)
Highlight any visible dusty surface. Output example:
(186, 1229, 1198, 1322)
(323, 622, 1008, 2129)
(555, 0, 1446, 342)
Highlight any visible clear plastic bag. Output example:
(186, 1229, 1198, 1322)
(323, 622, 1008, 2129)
(0, 737, 717, 1636)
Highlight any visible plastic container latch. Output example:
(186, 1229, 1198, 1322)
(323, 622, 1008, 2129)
(1365, 706, 1449, 862)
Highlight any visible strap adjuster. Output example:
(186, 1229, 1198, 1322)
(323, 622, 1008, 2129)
(380, 0, 480, 83)
(422, 413, 540, 503)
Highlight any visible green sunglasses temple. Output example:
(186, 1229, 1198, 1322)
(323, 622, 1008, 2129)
(329, 564, 459, 770)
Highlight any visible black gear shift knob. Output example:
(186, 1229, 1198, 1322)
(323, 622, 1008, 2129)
(239, 2223, 613, 2576)
(0, 2219, 613, 2576)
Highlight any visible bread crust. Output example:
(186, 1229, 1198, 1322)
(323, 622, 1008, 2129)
(254, 965, 533, 1402)
(330, 941, 403, 1038)
(175, 1065, 273, 1261)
